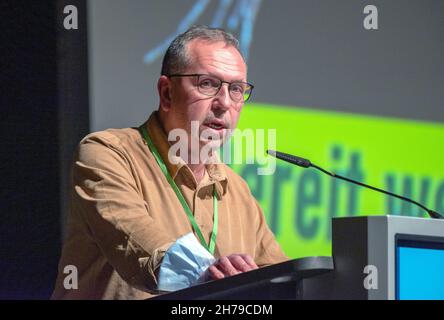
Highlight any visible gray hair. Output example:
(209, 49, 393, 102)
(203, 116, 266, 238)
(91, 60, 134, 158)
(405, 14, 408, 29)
(161, 25, 244, 75)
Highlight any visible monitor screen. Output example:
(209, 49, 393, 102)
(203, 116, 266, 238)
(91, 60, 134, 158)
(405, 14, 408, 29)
(396, 236, 444, 300)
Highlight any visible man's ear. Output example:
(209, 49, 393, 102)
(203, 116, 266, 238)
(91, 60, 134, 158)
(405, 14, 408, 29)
(158, 75, 172, 111)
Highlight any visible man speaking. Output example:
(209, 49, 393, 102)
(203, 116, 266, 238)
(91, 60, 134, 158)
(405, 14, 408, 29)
(52, 25, 287, 300)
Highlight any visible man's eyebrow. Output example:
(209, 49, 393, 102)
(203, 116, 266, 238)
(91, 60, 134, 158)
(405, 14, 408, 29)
(206, 72, 246, 83)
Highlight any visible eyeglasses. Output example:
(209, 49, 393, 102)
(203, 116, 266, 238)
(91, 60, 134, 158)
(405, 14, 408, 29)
(166, 73, 254, 103)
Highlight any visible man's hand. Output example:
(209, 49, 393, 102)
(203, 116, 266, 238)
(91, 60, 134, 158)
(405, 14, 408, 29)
(202, 254, 258, 281)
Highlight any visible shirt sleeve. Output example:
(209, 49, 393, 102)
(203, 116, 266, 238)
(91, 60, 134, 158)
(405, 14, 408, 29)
(72, 133, 175, 293)
(253, 198, 289, 267)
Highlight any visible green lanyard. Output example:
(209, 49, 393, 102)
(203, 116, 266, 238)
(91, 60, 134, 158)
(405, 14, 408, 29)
(139, 125, 218, 255)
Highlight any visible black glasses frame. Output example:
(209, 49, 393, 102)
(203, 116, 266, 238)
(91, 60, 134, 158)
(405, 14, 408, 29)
(166, 73, 254, 102)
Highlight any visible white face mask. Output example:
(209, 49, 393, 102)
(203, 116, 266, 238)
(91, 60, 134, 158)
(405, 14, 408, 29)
(157, 232, 215, 292)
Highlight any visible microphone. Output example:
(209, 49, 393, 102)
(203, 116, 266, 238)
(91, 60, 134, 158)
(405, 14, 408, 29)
(267, 149, 444, 220)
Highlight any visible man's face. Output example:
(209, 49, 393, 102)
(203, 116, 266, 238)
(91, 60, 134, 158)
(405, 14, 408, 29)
(160, 39, 247, 154)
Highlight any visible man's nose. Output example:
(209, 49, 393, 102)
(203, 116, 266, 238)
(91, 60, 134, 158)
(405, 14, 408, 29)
(212, 83, 231, 111)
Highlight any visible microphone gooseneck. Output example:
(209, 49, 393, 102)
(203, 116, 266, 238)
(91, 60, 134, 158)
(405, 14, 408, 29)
(267, 149, 444, 220)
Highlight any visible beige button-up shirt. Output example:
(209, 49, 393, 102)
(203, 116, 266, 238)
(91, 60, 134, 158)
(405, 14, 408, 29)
(52, 112, 288, 300)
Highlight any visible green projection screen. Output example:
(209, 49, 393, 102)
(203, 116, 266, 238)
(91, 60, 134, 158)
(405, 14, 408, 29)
(230, 103, 444, 257)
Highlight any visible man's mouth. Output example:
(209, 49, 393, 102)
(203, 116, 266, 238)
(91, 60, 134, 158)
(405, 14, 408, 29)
(204, 120, 227, 131)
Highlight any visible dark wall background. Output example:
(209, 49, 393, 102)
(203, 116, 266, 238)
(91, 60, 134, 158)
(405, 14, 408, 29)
(88, 0, 444, 132)
(0, 0, 89, 299)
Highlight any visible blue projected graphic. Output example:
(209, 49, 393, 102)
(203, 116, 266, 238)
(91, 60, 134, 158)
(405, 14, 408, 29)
(397, 246, 444, 300)
(143, 0, 262, 65)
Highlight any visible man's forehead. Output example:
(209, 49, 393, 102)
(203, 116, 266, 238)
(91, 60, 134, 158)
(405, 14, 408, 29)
(186, 40, 247, 79)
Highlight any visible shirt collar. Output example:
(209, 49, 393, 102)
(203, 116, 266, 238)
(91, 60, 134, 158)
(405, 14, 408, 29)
(143, 111, 228, 197)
